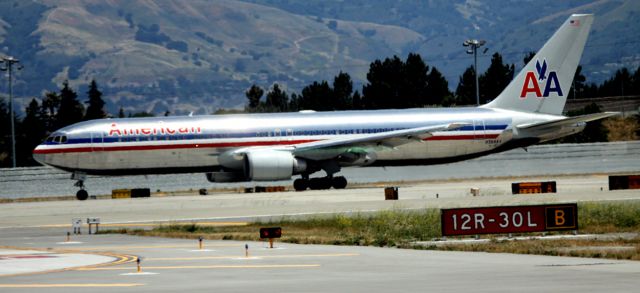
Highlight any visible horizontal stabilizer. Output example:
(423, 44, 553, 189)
(517, 112, 619, 130)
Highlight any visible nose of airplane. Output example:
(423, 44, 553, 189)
(33, 144, 47, 165)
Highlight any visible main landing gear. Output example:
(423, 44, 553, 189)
(293, 175, 348, 191)
(293, 160, 348, 191)
(72, 172, 89, 200)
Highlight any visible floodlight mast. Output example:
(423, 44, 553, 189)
(463, 39, 486, 106)
(1, 56, 23, 168)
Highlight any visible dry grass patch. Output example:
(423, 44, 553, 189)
(102, 201, 640, 260)
(604, 116, 639, 141)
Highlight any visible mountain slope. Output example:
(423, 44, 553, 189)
(0, 0, 637, 115)
(1, 0, 423, 114)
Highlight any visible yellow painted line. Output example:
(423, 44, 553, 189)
(0, 247, 136, 278)
(147, 253, 359, 261)
(77, 264, 320, 271)
(68, 244, 241, 251)
(0, 283, 144, 288)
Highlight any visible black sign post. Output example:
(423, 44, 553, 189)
(259, 227, 282, 248)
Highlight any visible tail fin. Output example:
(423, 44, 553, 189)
(483, 14, 593, 115)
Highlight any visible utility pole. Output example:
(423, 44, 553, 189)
(463, 39, 486, 106)
(1, 56, 23, 168)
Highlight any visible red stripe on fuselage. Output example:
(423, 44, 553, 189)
(32, 139, 318, 154)
(33, 134, 501, 154)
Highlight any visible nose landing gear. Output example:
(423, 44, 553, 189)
(72, 172, 89, 200)
(74, 181, 89, 200)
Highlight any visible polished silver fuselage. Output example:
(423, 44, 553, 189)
(33, 107, 578, 175)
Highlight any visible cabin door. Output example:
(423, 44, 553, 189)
(90, 132, 104, 152)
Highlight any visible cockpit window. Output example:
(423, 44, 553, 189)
(46, 134, 68, 144)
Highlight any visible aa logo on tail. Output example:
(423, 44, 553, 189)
(520, 60, 563, 99)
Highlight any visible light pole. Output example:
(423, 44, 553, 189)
(463, 39, 486, 106)
(1, 56, 23, 168)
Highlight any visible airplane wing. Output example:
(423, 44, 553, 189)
(516, 112, 619, 130)
(219, 122, 469, 166)
(283, 122, 469, 161)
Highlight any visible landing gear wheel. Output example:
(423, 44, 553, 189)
(308, 178, 322, 190)
(309, 177, 331, 190)
(76, 189, 89, 201)
(309, 177, 332, 190)
(332, 176, 348, 189)
(293, 179, 309, 191)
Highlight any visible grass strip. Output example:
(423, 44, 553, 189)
(102, 201, 640, 260)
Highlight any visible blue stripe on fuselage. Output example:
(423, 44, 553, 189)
(45, 124, 509, 146)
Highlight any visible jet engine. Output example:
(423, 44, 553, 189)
(243, 150, 307, 181)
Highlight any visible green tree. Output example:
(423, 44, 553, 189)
(41, 91, 60, 132)
(265, 83, 289, 112)
(362, 55, 405, 109)
(55, 81, 84, 129)
(568, 65, 587, 99)
(362, 53, 431, 109)
(523, 51, 536, 65)
(352, 91, 362, 110)
(84, 80, 107, 120)
(455, 66, 477, 106)
(288, 93, 300, 112)
(118, 107, 125, 118)
(0, 97, 10, 167)
(403, 53, 429, 108)
(130, 111, 155, 117)
(426, 67, 451, 105)
(245, 84, 264, 111)
(599, 68, 632, 97)
(17, 98, 47, 166)
(299, 81, 332, 111)
(479, 53, 514, 104)
(632, 66, 640, 95)
(332, 71, 353, 110)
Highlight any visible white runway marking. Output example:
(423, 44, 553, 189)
(120, 272, 159, 276)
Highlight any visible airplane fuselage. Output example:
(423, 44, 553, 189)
(33, 107, 578, 176)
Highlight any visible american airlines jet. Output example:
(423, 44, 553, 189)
(34, 14, 615, 200)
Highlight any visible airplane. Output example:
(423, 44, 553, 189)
(33, 14, 616, 200)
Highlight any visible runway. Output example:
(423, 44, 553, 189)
(1, 175, 640, 228)
(1, 230, 640, 292)
(2, 147, 640, 291)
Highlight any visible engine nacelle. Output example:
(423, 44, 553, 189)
(244, 150, 307, 181)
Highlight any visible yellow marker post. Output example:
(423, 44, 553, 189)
(244, 244, 249, 258)
(269, 238, 274, 249)
(66, 232, 70, 242)
(198, 236, 203, 250)
(136, 258, 141, 273)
